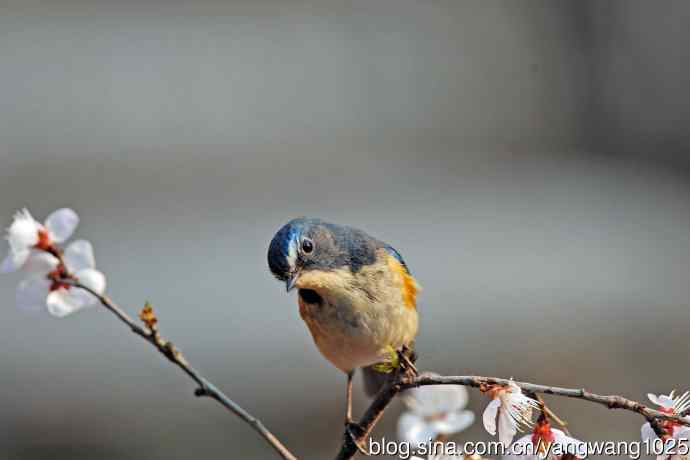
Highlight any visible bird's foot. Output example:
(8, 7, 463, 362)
(344, 421, 371, 456)
(371, 344, 418, 380)
(371, 345, 400, 374)
(398, 345, 418, 377)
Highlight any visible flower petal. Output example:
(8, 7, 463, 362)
(641, 422, 658, 442)
(397, 412, 437, 447)
(46, 289, 86, 317)
(64, 240, 95, 272)
(505, 434, 534, 460)
(659, 394, 676, 409)
(23, 251, 59, 275)
(71, 268, 106, 306)
(16, 277, 50, 312)
(44, 208, 79, 243)
(6, 209, 40, 251)
(1, 250, 30, 273)
(482, 398, 501, 436)
(552, 429, 587, 458)
(676, 425, 690, 436)
(498, 405, 518, 447)
(433, 409, 475, 435)
(403, 383, 469, 416)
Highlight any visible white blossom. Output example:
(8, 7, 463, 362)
(398, 380, 475, 447)
(16, 240, 106, 317)
(641, 391, 690, 460)
(504, 418, 586, 460)
(1, 208, 78, 273)
(483, 381, 540, 447)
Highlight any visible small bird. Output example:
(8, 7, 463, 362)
(267, 217, 420, 430)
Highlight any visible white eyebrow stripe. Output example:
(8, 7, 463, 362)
(286, 239, 297, 271)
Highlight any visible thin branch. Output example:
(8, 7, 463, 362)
(336, 372, 690, 460)
(540, 398, 571, 436)
(47, 247, 684, 460)
(62, 279, 298, 460)
(523, 390, 570, 435)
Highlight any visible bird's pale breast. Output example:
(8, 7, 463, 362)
(295, 250, 419, 373)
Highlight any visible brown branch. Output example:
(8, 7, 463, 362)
(46, 247, 684, 460)
(62, 278, 298, 460)
(336, 372, 690, 460)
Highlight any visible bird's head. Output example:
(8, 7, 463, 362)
(267, 217, 380, 292)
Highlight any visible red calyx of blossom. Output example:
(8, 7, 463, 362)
(35, 228, 52, 250)
(658, 406, 677, 439)
(484, 384, 506, 399)
(48, 263, 75, 292)
(532, 416, 555, 446)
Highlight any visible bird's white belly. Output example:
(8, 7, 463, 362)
(298, 289, 417, 373)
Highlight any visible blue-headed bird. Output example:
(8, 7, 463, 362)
(267, 217, 419, 429)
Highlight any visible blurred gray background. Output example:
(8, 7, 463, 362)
(1, 1, 689, 459)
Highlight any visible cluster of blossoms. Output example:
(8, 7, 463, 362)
(642, 391, 690, 460)
(398, 379, 585, 460)
(400, 384, 690, 460)
(504, 416, 586, 460)
(2, 208, 106, 317)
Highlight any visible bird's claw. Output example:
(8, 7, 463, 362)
(398, 345, 418, 377)
(344, 422, 371, 456)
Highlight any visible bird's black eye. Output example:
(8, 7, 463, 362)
(301, 238, 314, 254)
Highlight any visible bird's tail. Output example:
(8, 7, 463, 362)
(361, 365, 392, 398)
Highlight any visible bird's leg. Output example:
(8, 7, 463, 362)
(343, 370, 371, 455)
(345, 370, 354, 424)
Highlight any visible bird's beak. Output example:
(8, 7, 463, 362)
(286, 270, 301, 292)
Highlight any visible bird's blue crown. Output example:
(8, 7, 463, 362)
(267, 217, 312, 280)
(267, 217, 410, 282)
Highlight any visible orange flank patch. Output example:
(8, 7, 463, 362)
(387, 256, 419, 310)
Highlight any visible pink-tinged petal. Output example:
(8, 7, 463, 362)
(16, 277, 50, 312)
(46, 289, 86, 317)
(71, 268, 106, 306)
(483, 398, 501, 435)
(641, 422, 658, 442)
(397, 412, 437, 447)
(23, 252, 59, 275)
(498, 407, 518, 447)
(64, 240, 95, 272)
(433, 410, 474, 435)
(1, 250, 30, 273)
(44, 208, 79, 243)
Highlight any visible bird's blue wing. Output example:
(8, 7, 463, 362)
(384, 245, 411, 274)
